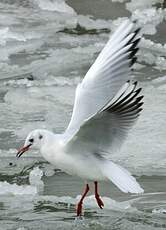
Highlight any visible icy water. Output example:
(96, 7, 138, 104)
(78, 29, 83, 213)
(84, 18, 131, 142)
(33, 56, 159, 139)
(0, 0, 166, 229)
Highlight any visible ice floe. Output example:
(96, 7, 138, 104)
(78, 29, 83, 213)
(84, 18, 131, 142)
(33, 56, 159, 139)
(126, 0, 163, 11)
(34, 0, 76, 15)
(155, 57, 166, 70)
(0, 27, 42, 46)
(131, 8, 164, 35)
(137, 38, 166, 69)
(140, 38, 166, 54)
(37, 194, 139, 212)
(0, 181, 37, 196)
(152, 208, 166, 214)
(29, 167, 44, 192)
(0, 167, 45, 196)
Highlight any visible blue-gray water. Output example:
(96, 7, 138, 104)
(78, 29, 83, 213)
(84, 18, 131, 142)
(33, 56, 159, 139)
(0, 0, 166, 229)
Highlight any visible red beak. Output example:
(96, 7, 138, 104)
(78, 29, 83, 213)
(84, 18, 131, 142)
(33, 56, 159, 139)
(16, 144, 32, 158)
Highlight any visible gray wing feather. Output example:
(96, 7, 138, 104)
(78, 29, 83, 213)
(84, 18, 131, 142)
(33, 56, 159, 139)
(65, 81, 143, 158)
(65, 20, 141, 140)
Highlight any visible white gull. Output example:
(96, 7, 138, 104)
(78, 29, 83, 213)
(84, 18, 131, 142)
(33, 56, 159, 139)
(17, 19, 144, 216)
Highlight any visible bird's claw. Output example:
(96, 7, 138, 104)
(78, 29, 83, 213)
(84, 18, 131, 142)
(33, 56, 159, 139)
(95, 194, 104, 209)
(76, 202, 83, 216)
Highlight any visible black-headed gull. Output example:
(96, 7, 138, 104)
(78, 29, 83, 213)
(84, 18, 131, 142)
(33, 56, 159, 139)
(17, 20, 144, 216)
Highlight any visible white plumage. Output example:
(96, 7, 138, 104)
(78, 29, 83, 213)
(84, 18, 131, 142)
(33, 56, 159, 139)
(17, 20, 144, 215)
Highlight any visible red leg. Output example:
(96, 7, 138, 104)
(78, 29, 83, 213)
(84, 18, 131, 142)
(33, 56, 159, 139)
(94, 181, 104, 209)
(76, 184, 90, 216)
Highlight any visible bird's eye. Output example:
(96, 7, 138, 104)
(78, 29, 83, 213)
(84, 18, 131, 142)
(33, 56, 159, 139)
(39, 135, 43, 140)
(29, 138, 34, 143)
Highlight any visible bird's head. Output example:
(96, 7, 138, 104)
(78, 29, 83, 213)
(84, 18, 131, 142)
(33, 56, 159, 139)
(16, 129, 51, 158)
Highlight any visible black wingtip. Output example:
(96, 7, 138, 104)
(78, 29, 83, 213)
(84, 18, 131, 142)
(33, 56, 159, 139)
(138, 108, 143, 113)
(129, 48, 139, 59)
(130, 57, 137, 67)
(136, 95, 144, 103)
(137, 101, 144, 107)
(134, 27, 141, 35)
(126, 32, 141, 48)
(131, 38, 141, 49)
(135, 87, 142, 94)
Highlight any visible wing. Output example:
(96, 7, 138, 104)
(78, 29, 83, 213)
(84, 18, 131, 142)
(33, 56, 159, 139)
(65, 81, 143, 157)
(65, 19, 141, 140)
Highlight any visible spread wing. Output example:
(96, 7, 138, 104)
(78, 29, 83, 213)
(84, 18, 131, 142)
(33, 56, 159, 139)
(65, 81, 143, 157)
(64, 20, 141, 142)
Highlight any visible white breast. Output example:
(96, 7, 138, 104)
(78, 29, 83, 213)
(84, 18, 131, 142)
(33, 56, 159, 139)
(41, 143, 106, 181)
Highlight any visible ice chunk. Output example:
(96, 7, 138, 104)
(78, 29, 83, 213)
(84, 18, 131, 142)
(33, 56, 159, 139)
(140, 38, 166, 55)
(0, 27, 10, 46)
(0, 181, 37, 196)
(77, 15, 112, 31)
(76, 195, 138, 211)
(155, 56, 166, 70)
(125, 0, 165, 35)
(29, 167, 44, 192)
(126, 0, 163, 11)
(131, 8, 164, 35)
(152, 208, 166, 214)
(37, 194, 138, 211)
(25, 46, 98, 79)
(152, 75, 166, 85)
(34, 0, 76, 15)
(138, 50, 156, 65)
(44, 164, 56, 177)
(0, 27, 36, 46)
(0, 39, 43, 62)
(138, 38, 166, 69)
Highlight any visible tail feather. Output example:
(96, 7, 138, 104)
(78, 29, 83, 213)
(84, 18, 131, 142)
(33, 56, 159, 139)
(101, 161, 144, 194)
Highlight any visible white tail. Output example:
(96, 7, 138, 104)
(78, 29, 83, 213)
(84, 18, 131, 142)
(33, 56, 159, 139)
(101, 161, 144, 194)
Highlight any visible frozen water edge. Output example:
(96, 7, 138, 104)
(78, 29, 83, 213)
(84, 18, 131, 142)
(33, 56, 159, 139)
(29, 167, 44, 192)
(126, 0, 163, 11)
(0, 181, 37, 196)
(0, 167, 44, 196)
(34, 194, 139, 212)
(33, 0, 76, 14)
(152, 208, 166, 214)
(0, 27, 42, 47)
(138, 38, 166, 70)
(140, 38, 166, 55)
(125, 1, 166, 35)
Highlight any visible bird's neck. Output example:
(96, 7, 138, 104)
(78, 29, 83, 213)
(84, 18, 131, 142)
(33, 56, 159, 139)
(40, 133, 64, 164)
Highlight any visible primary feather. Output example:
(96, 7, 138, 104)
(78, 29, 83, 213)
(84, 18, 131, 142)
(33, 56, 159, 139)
(65, 19, 141, 140)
